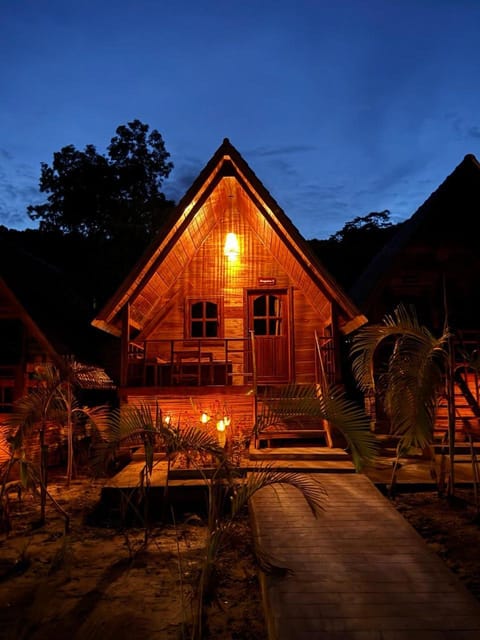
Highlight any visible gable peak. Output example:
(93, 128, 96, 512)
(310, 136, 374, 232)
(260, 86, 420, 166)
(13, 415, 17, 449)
(463, 153, 480, 169)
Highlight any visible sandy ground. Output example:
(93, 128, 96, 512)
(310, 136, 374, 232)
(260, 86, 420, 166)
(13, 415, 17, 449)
(392, 488, 480, 602)
(0, 475, 266, 640)
(1, 475, 480, 640)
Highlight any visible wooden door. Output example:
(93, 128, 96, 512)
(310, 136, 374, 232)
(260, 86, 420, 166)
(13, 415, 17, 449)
(247, 290, 290, 383)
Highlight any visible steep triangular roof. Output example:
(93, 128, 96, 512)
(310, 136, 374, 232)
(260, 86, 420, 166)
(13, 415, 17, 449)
(0, 274, 60, 364)
(0, 234, 89, 359)
(0, 235, 116, 389)
(350, 153, 480, 311)
(93, 138, 366, 335)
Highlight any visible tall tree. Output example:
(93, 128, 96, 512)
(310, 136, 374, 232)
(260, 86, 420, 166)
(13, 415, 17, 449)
(27, 120, 174, 243)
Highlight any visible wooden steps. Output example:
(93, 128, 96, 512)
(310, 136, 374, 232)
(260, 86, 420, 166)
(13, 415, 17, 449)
(248, 441, 352, 466)
(249, 444, 349, 461)
(254, 428, 329, 449)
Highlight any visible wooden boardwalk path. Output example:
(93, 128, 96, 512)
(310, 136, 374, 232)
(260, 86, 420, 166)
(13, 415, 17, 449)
(250, 473, 480, 640)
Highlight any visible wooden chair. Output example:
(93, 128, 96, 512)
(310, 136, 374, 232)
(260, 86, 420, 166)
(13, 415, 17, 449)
(172, 350, 213, 385)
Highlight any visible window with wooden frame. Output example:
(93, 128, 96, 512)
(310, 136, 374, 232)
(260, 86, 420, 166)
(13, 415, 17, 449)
(252, 294, 283, 336)
(186, 299, 222, 338)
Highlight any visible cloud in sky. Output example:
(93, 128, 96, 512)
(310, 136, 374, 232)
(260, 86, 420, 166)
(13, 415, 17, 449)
(247, 145, 317, 159)
(0, 149, 41, 229)
(1, 1, 480, 238)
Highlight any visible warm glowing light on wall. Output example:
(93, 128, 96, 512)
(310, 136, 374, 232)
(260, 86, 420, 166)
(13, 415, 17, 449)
(216, 418, 226, 447)
(164, 414, 171, 425)
(200, 412, 210, 424)
(224, 232, 239, 261)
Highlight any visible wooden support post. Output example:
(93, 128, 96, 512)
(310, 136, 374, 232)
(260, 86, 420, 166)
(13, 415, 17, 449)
(120, 303, 130, 388)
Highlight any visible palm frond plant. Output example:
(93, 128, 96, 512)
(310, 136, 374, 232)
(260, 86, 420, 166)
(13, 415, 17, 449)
(100, 402, 227, 535)
(255, 380, 377, 472)
(350, 303, 451, 494)
(3, 360, 112, 527)
(0, 435, 71, 533)
(152, 416, 226, 526)
(105, 402, 161, 540)
(191, 462, 328, 640)
(91, 397, 333, 638)
(5, 364, 66, 525)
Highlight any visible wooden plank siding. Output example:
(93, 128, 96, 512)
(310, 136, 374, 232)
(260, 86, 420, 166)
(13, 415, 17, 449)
(435, 368, 480, 440)
(292, 289, 329, 383)
(122, 388, 256, 441)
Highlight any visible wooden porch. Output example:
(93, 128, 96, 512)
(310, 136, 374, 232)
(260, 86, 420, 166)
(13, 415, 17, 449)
(124, 334, 336, 389)
(125, 338, 251, 388)
(121, 378, 338, 460)
(120, 333, 337, 450)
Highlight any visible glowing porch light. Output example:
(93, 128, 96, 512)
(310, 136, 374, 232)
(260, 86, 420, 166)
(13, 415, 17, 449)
(200, 412, 210, 424)
(216, 419, 226, 447)
(224, 232, 239, 261)
(164, 414, 171, 425)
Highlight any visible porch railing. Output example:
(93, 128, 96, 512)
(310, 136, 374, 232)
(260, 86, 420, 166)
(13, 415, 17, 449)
(126, 332, 337, 389)
(0, 365, 16, 412)
(314, 332, 336, 387)
(126, 337, 254, 388)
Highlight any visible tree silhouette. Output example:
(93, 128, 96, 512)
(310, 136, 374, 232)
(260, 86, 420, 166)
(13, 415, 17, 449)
(28, 119, 174, 243)
(308, 210, 398, 290)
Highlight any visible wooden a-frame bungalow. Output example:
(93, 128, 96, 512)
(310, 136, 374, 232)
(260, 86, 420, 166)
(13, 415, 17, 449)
(92, 138, 366, 442)
(0, 238, 116, 418)
(0, 271, 115, 464)
(350, 153, 480, 442)
(350, 153, 480, 334)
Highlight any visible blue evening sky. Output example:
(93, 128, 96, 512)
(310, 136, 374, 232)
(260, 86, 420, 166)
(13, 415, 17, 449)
(1, 0, 480, 239)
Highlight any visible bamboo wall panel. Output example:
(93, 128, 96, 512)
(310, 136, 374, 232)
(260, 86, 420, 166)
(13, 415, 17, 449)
(124, 391, 255, 439)
(292, 289, 332, 383)
(125, 174, 337, 383)
(130, 177, 334, 331)
(146, 198, 298, 341)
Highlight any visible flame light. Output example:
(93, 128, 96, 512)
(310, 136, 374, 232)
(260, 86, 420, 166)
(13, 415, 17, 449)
(216, 419, 226, 447)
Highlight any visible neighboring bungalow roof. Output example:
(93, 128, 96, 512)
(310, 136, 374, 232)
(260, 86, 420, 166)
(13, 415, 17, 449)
(0, 236, 84, 357)
(93, 138, 366, 336)
(350, 153, 480, 311)
(0, 236, 115, 390)
(0, 273, 59, 363)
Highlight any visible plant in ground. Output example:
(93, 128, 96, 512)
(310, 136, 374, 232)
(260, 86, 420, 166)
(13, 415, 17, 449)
(192, 462, 328, 640)
(350, 303, 451, 494)
(94, 401, 330, 638)
(1, 361, 110, 531)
